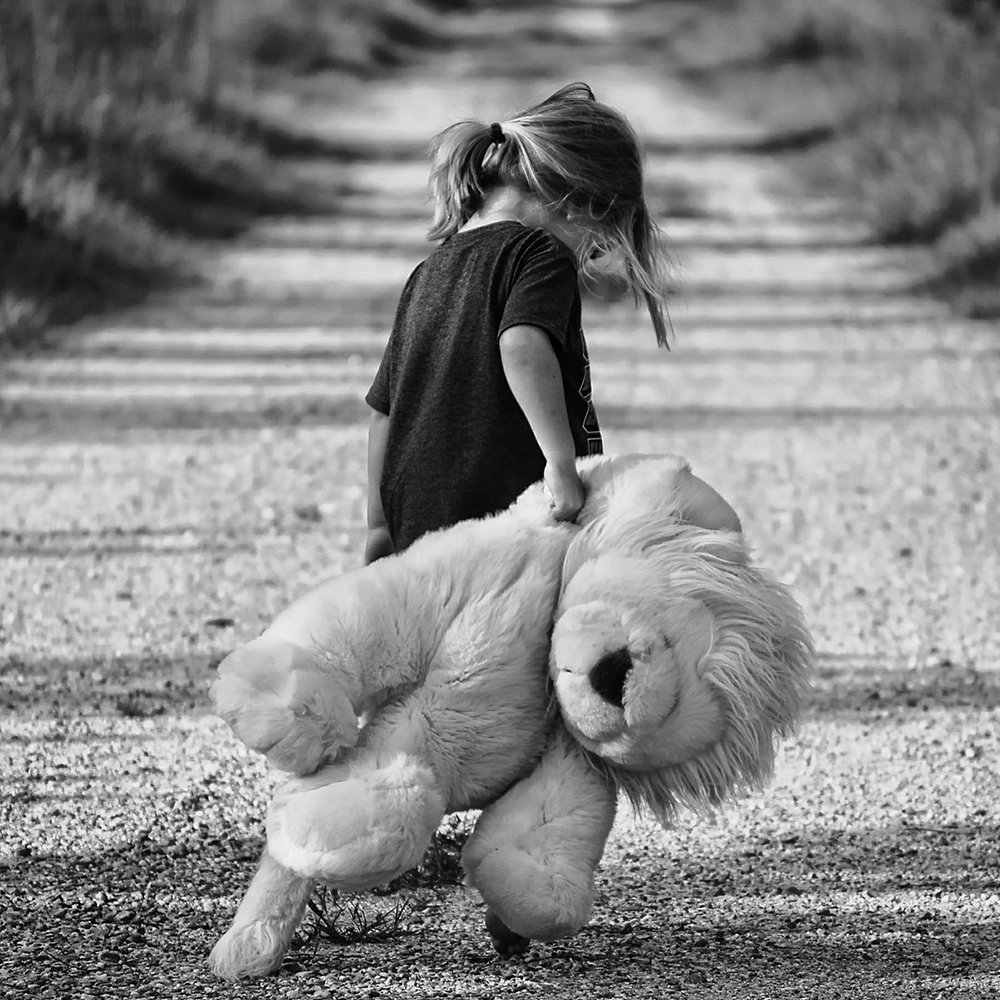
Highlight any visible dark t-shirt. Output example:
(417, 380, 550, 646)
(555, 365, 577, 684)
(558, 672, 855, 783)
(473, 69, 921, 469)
(365, 220, 603, 551)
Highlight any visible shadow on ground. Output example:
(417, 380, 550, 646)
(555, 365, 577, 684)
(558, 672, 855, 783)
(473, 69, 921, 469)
(3, 816, 995, 994)
(0, 650, 221, 717)
(809, 654, 1000, 717)
(2, 648, 998, 719)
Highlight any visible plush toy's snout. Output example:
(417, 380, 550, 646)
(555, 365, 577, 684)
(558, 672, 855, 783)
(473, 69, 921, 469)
(551, 580, 730, 771)
(550, 601, 633, 744)
(588, 648, 632, 708)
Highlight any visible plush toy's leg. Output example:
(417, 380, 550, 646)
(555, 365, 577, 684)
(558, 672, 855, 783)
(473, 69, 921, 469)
(208, 850, 314, 980)
(266, 750, 447, 889)
(462, 732, 617, 953)
(209, 752, 444, 980)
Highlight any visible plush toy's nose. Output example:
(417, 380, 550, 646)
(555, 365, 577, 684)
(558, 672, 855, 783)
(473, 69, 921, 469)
(589, 648, 632, 708)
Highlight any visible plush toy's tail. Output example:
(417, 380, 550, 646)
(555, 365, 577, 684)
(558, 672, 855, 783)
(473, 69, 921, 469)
(211, 634, 359, 775)
(208, 851, 314, 980)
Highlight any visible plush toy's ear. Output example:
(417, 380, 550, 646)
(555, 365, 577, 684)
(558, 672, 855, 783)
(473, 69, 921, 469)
(565, 456, 742, 584)
(574, 454, 689, 529)
(672, 467, 742, 534)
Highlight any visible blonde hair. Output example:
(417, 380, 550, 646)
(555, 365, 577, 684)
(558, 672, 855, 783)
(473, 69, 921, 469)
(428, 83, 672, 347)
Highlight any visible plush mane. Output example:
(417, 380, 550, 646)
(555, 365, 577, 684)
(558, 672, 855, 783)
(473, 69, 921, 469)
(560, 509, 814, 825)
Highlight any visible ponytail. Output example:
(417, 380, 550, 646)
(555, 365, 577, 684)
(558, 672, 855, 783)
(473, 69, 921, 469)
(427, 121, 500, 242)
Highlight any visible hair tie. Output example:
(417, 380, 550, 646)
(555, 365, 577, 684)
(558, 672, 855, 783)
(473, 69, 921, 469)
(489, 121, 506, 145)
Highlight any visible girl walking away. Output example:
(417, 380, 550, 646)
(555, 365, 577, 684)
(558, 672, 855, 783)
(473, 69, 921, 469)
(364, 82, 671, 564)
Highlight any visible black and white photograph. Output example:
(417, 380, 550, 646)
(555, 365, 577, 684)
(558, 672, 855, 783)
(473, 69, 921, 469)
(1, 1, 998, 997)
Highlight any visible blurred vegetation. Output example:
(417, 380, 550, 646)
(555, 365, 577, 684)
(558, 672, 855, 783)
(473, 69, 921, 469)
(0, 0, 452, 349)
(4, 0, 997, 346)
(676, 0, 1000, 316)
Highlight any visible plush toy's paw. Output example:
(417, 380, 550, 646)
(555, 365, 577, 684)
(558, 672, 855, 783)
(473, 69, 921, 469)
(485, 908, 531, 957)
(212, 634, 359, 774)
(463, 734, 617, 944)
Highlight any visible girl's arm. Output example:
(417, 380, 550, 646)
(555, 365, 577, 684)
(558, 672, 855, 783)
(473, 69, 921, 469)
(499, 324, 584, 521)
(365, 408, 395, 563)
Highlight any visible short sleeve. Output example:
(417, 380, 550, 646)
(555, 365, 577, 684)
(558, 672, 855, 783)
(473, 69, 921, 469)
(498, 233, 579, 350)
(365, 262, 426, 415)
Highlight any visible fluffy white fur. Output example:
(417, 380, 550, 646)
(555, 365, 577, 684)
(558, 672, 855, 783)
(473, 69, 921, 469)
(208, 454, 813, 979)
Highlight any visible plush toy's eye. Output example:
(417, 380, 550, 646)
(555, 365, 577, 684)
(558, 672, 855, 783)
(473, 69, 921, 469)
(588, 648, 633, 708)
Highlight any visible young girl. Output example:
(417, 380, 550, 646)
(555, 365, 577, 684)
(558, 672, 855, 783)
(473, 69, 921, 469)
(364, 82, 670, 563)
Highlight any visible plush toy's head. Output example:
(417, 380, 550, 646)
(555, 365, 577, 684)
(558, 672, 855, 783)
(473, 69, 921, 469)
(550, 455, 813, 821)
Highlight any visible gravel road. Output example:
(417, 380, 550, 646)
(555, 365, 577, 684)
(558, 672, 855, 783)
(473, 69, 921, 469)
(2, 3, 998, 998)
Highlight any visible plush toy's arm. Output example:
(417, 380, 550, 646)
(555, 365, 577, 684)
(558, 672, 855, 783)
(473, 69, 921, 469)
(212, 633, 361, 775)
(212, 560, 433, 775)
(462, 730, 617, 952)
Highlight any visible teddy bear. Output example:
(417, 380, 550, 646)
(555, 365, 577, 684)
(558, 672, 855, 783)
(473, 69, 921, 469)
(207, 454, 813, 980)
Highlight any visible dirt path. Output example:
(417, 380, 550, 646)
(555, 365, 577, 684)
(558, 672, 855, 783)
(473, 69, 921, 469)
(2, 3, 998, 997)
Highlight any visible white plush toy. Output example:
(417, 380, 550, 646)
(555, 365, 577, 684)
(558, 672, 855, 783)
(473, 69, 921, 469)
(208, 454, 813, 980)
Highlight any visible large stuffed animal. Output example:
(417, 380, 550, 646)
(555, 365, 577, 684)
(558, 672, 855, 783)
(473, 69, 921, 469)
(208, 454, 813, 980)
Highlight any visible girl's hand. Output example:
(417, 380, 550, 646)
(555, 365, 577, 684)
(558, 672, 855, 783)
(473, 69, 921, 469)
(544, 459, 586, 522)
(364, 526, 395, 564)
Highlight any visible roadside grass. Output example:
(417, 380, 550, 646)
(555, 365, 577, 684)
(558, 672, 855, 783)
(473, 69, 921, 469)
(0, 0, 453, 352)
(664, 0, 1000, 316)
(219, 0, 447, 76)
(291, 812, 472, 957)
